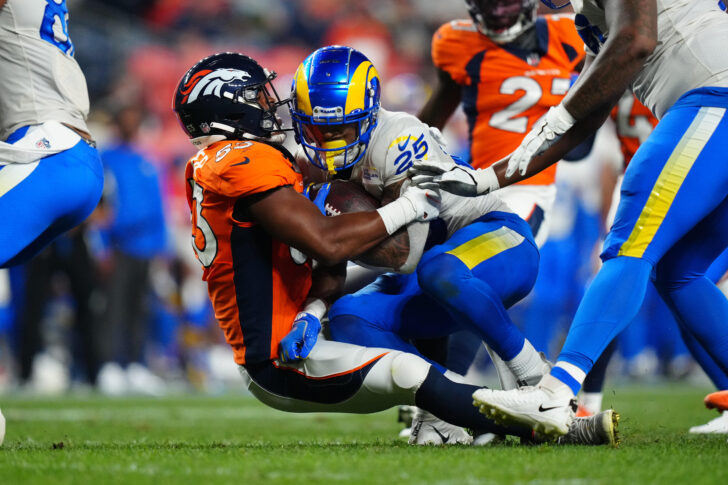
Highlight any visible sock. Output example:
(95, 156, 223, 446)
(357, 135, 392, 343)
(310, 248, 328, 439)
(505, 339, 545, 384)
(415, 367, 530, 438)
(579, 392, 603, 414)
(548, 362, 586, 396)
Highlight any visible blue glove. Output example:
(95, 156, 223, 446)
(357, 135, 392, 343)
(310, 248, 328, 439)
(303, 182, 331, 215)
(279, 312, 322, 362)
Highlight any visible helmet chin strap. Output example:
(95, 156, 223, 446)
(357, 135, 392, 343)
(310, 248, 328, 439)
(241, 132, 287, 144)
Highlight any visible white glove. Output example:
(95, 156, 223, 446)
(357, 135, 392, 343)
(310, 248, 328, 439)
(376, 185, 441, 234)
(409, 160, 499, 197)
(506, 103, 575, 178)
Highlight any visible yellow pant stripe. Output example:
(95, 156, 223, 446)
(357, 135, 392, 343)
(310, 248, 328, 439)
(446, 226, 525, 270)
(619, 106, 725, 258)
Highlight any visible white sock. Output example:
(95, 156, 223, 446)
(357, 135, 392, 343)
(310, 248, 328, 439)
(579, 392, 603, 414)
(505, 340, 546, 384)
(538, 374, 575, 397)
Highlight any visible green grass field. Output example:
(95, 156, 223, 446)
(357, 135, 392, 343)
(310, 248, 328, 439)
(0, 384, 725, 485)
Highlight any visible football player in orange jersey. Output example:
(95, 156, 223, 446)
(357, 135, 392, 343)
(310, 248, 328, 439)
(172, 52, 564, 443)
(418, 0, 584, 247)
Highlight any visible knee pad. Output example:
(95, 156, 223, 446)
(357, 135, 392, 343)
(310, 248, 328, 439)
(390, 351, 431, 392)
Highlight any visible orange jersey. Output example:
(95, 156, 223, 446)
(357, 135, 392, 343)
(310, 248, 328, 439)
(610, 93, 658, 169)
(432, 15, 584, 185)
(185, 140, 311, 365)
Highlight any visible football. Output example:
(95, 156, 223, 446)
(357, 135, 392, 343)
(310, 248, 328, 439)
(316, 179, 380, 216)
(308, 179, 410, 270)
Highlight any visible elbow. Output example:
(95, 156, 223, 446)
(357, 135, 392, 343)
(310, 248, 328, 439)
(618, 26, 657, 64)
(629, 35, 656, 62)
(309, 242, 347, 267)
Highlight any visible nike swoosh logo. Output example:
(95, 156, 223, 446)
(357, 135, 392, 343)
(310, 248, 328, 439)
(398, 138, 410, 151)
(538, 404, 562, 412)
(231, 157, 250, 166)
(430, 425, 450, 444)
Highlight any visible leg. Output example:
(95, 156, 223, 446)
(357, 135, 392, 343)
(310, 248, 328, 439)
(241, 339, 528, 437)
(329, 272, 457, 373)
(652, 195, 728, 378)
(416, 213, 545, 384)
(0, 141, 103, 267)
(473, 96, 728, 435)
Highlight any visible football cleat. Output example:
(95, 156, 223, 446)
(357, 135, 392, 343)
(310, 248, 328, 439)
(408, 410, 473, 445)
(472, 431, 505, 446)
(473, 385, 577, 437)
(555, 409, 620, 446)
(689, 412, 728, 434)
(704, 390, 728, 412)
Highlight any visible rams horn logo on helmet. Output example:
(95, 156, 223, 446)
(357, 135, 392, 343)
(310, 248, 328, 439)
(180, 69, 252, 104)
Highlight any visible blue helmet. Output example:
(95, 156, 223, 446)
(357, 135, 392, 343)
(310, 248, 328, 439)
(289, 46, 381, 173)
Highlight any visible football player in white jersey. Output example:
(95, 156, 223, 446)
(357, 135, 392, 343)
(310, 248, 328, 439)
(412, 0, 728, 438)
(290, 45, 558, 444)
(0, 0, 103, 267)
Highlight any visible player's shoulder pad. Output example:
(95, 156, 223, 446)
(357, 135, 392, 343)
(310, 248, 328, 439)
(196, 140, 300, 198)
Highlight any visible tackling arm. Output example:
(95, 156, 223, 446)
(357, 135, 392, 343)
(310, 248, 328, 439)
(248, 185, 434, 266)
(500, 0, 656, 183)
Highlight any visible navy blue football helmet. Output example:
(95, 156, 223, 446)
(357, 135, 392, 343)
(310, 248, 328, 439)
(289, 46, 381, 173)
(173, 52, 287, 142)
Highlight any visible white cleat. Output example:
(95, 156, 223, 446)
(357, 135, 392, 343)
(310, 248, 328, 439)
(472, 385, 577, 438)
(408, 410, 473, 445)
(689, 412, 728, 434)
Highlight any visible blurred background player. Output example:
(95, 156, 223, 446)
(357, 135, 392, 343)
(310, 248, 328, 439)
(94, 105, 168, 396)
(0, 0, 103, 267)
(415, 0, 728, 437)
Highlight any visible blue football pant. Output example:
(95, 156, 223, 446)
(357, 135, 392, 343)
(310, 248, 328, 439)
(559, 88, 728, 385)
(0, 139, 103, 267)
(329, 212, 539, 371)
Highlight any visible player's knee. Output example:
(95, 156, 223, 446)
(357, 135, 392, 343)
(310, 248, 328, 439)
(390, 352, 431, 392)
(416, 253, 466, 299)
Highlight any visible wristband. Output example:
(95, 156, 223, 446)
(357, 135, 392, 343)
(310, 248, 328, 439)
(475, 166, 500, 195)
(299, 298, 327, 321)
(376, 197, 415, 235)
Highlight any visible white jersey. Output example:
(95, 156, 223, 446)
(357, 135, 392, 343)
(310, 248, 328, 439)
(0, 0, 89, 141)
(350, 108, 510, 237)
(572, 0, 728, 119)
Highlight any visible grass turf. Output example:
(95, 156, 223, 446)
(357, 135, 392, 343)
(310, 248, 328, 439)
(0, 384, 725, 484)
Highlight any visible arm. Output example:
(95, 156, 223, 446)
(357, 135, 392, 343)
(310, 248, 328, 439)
(278, 261, 347, 362)
(417, 68, 462, 129)
(247, 185, 434, 266)
(412, 1, 657, 196)
(0, 1, 6, 9)
(502, 0, 656, 181)
(356, 180, 410, 270)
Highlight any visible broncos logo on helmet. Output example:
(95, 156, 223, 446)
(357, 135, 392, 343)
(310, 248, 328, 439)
(181, 69, 253, 104)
